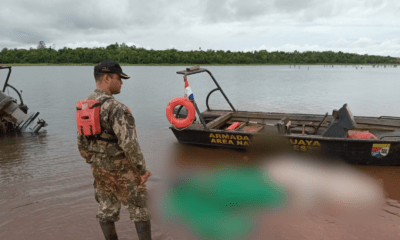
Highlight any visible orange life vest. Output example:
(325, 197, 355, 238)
(76, 100, 103, 135)
(76, 97, 117, 142)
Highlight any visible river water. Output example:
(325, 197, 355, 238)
(1, 65, 400, 239)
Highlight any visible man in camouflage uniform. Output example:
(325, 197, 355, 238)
(77, 60, 152, 240)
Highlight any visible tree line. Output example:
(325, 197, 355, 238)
(1, 42, 399, 65)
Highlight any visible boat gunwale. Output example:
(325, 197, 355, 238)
(170, 108, 400, 143)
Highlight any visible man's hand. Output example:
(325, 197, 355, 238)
(140, 171, 152, 185)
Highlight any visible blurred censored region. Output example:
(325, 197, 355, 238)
(163, 168, 287, 240)
(159, 132, 385, 240)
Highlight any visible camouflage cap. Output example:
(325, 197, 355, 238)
(94, 60, 130, 79)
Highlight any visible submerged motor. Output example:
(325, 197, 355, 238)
(0, 91, 47, 133)
(0, 66, 47, 133)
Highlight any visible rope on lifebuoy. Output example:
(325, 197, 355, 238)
(166, 97, 196, 129)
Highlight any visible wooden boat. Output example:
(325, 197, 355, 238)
(167, 66, 400, 165)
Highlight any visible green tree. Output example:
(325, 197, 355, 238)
(37, 41, 46, 49)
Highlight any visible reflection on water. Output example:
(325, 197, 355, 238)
(0, 133, 46, 204)
(1, 65, 400, 239)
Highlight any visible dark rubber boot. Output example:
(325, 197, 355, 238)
(99, 220, 118, 240)
(134, 220, 152, 240)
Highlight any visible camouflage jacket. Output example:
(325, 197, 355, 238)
(77, 89, 147, 175)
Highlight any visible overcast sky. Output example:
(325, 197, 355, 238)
(1, 0, 399, 57)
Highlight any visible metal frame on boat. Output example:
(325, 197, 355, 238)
(167, 66, 400, 165)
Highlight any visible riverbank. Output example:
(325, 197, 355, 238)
(2, 63, 398, 67)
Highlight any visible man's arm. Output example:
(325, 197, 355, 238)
(111, 106, 147, 175)
(77, 133, 93, 163)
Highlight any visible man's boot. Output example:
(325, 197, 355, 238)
(99, 220, 118, 240)
(134, 220, 152, 240)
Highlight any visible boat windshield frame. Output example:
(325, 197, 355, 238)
(176, 67, 236, 112)
(1, 66, 24, 106)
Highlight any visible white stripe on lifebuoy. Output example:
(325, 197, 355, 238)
(166, 97, 196, 128)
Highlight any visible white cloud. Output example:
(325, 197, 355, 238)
(0, 0, 399, 57)
(332, 38, 348, 48)
(351, 38, 375, 48)
(247, 37, 400, 57)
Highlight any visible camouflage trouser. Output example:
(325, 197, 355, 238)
(0, 121, 6, 133)
(91, 158, 150, 222)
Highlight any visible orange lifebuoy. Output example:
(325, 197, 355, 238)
(166, 97, 196, 128)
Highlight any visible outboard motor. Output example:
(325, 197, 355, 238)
(0, 66, 47, 133)
(322, 103, 357, 138)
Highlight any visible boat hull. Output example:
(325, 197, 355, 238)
(170, 127, 400, 165)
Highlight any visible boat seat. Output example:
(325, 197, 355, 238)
(290, 112, 329, 135)
(323, 104, 357, 138)
(241, 124, 264, 132)
(206, 113, 233, 129)
(290, 126, 316, 135)
(276, 116, 291, 134)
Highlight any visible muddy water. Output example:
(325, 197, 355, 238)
(1, 65, 400, 239)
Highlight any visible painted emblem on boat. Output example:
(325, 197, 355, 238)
(371, 144, 390, 158)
